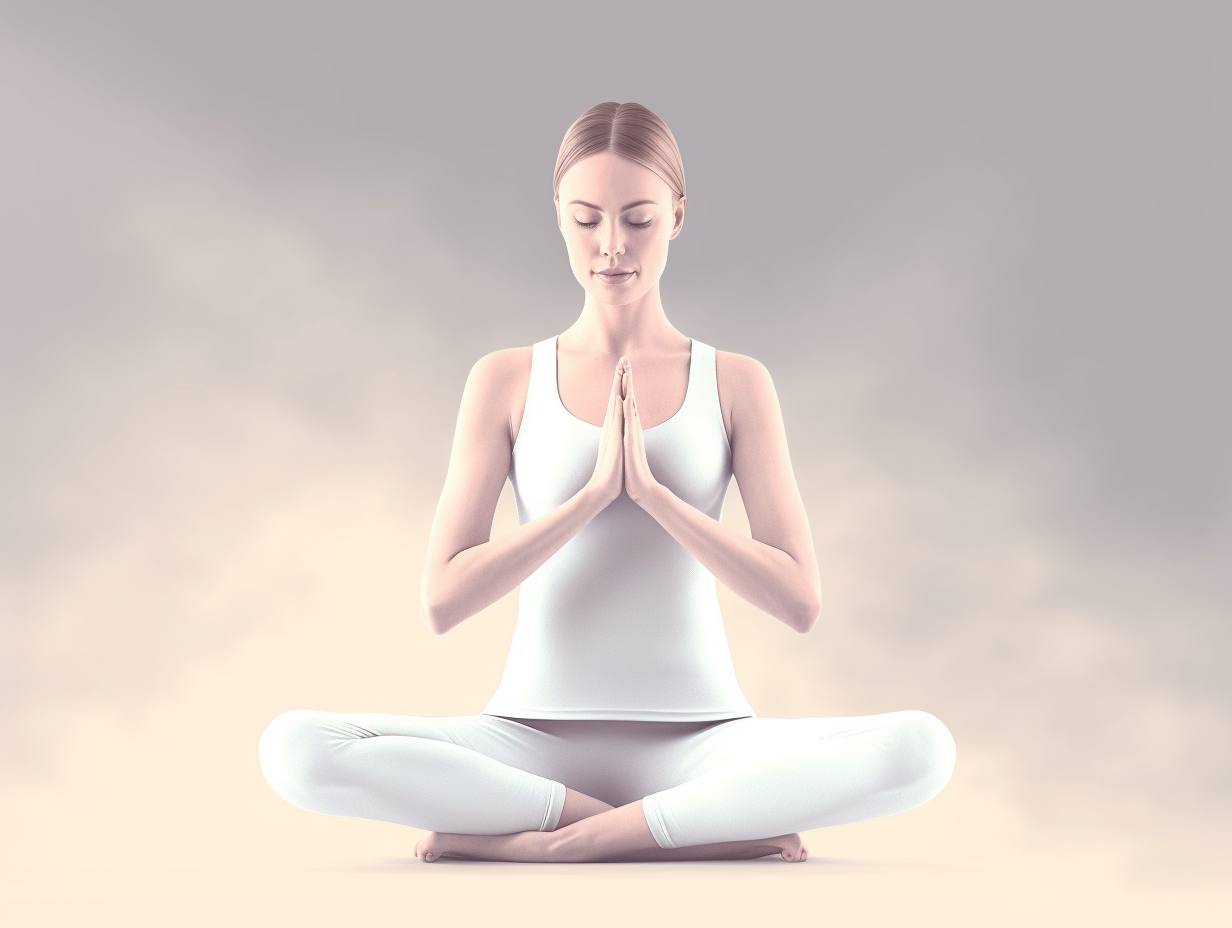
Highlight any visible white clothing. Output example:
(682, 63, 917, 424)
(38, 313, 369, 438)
(258, 335, 959, 849)
(258, 709, 956, 848)
(483, 335, 755, 721)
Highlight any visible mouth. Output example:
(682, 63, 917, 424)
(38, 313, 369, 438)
(595, 269, 635, 284)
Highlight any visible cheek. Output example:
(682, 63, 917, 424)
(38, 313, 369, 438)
(642, 234, 671, 268)
(561, 231, 586, 265)
(564, 235, 596, 285)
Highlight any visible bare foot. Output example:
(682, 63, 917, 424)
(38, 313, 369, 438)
(413, 830, 551, 863)
(623, 831, 809, 862)
(775, 832, 808, 862)
(413, 829, 809, 863)
(413, 832, 449, 862)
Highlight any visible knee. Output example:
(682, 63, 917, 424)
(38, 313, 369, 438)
(258, 709, 336, 810)
(890, 710, 956, 802)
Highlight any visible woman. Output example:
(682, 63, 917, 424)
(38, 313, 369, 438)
(258, 102, 956, 864)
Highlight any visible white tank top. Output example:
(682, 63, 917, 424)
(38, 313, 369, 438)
(482, 335, 757, 721)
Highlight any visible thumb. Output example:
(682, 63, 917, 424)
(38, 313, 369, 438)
(604, 363, 624, 428)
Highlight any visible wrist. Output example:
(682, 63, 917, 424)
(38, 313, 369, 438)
(578, 481, 611, 516)
(632, 479, 668, 513)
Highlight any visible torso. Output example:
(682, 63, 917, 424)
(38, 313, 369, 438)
(481, 332, 755, 720)
(500, 338, 737, 449)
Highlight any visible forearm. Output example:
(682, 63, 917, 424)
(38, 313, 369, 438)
(424, 484, 607, 633)
(637, 484, 819, 632)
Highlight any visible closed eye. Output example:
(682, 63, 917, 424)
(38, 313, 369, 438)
(574, 219, 652, 229)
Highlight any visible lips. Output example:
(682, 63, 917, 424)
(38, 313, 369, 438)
(595, 269, 634, 283)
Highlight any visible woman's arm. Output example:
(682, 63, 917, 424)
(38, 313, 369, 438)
(630, 352, 821, 633)
(420, 350, 624, 634)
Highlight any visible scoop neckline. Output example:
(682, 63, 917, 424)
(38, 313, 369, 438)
(553, 335, 695, 432)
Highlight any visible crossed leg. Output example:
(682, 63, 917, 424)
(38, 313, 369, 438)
(413, 788, 808, 863)
(260, 709, 951, 865)
(411, 709, 957, 864)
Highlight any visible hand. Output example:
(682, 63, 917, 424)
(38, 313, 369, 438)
(621, 360, 660, 505)
(586, 358, 628, 507)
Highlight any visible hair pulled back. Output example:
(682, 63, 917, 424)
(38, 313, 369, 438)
(553, 102, 685, 202)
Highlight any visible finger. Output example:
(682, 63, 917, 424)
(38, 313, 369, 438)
(604, 367, 623, 427)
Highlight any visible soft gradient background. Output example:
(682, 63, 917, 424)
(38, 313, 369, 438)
(2, 2, 1228, 926)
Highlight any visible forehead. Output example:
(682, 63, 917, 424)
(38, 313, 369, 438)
(557, 151, 674, 206)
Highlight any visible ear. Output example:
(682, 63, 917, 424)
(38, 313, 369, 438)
(555, 195, 562, 230)
(669, 195, 686, 240)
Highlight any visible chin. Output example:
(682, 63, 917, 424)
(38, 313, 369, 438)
(592, 291, 640, 309)
(589, 283, 654, 308)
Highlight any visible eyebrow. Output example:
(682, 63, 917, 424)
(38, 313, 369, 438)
(567, 199, 658, 211)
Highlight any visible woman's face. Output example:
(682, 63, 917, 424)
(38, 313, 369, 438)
(555, 151, 685, 307)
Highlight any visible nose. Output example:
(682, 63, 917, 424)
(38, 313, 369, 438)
(600, 219, 625, 259)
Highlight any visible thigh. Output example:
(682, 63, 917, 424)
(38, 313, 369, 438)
(259, 709, 581, 833)
(295, 710, 581, 782)
(298, 713, 724, 807)
(651, 711, 942, 785)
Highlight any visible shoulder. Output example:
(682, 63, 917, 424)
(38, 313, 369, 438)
(460, 346, 535, 441)
(714, 348, 778, 411)
(713, 348, 780, 447)
(464, 345, 534, 396)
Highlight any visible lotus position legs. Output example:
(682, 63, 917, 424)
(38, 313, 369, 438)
(259, 710, 954, 864)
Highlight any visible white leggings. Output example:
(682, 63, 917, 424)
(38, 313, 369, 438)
(258, 709, 955, 849)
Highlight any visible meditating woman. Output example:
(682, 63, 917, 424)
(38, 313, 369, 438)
(258, 101, 956, 863)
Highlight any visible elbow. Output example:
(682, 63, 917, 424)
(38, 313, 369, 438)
(420, 590, 453, 636)
(420, 563, 460, 635)
(424, 611, 448, 635)
(423, 605, 451, 635)
(794, 591, 821, 634)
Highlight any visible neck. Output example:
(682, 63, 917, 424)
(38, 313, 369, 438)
(564, 282, 686, 358)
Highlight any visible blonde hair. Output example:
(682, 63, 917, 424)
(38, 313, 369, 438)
(553, 102, 686, 202)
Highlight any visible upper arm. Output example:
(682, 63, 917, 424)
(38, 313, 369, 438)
(422, 349, 528, 600)
(722, 352, 820, 590)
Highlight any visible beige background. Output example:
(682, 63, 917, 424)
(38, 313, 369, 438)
(1, 3, 1229, 926)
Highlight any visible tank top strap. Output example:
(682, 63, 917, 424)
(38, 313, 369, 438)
(521, 336, 557, 432)
(688, 339, 731, 454)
